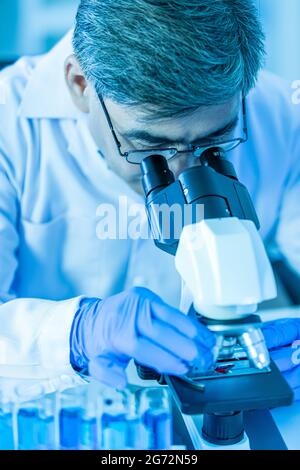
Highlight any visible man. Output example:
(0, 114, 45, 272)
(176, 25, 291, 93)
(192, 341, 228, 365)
(0, 0, 299, 397)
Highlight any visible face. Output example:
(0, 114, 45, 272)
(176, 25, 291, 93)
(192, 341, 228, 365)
(65, 56, 240, 195)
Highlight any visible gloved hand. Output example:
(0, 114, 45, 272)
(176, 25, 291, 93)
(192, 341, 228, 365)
(70, 287, 216, 388)
(262, 318, 300, 401)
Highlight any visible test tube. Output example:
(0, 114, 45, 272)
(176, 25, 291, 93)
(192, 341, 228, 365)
(0, 391, 14, 450)
(79, 385, 99, 450)
(37, 393, 56, 450)
(15, 381, 47, 450)
(101, 389, 128, 450)
(126, 391, 149, 450)
(80, 411, 98, 450)
(59, 386, 86, 450)
(141, 387, 172, 450)
(17, 399, 41, 450)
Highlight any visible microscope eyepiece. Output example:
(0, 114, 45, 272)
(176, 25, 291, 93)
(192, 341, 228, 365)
(141, 155, 175, 197)
(200, 147, 238, 180)
(200, 147, 225, 160)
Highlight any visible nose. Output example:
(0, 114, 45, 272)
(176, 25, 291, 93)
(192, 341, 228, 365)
(168, 153, 198, 178)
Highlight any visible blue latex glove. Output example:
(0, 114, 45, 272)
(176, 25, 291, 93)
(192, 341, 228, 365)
(70, 287, 216, 388)
(262, 318, 300, 401)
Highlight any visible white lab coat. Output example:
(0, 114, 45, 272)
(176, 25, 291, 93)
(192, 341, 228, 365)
(0, 32, 299, 393)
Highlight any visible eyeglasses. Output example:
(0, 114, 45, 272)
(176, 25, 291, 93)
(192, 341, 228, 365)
(98, 94, 248, 165)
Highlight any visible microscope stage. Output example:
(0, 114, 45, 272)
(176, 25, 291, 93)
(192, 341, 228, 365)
(165, 360, 293, 415)
(188, 358, 270, 381)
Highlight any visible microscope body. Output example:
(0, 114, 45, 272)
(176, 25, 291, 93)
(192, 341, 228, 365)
(175, 216, 274, 371)
(141, 148, 275, 369)
(139, 149, 293, 442)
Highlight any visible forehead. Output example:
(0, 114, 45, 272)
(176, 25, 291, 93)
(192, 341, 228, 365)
(104, 95, 240, 141)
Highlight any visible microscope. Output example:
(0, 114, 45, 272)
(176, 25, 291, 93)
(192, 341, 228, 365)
(138, 148, 293, 447)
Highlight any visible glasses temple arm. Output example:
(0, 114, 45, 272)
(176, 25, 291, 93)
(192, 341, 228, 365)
(242, 97, 249, 141)
(98, 94, 124, 153)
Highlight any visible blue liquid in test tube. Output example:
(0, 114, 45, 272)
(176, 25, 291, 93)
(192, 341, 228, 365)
(38, 394, 56, 450)
(0, 387, 14, 450)
(126, 415, 149, 449)
(143, 409, 172, 450)
(18, 407, 40, 450)
(38, 415, 55, 450)
(59, 407, 81, 450)
(79, 380, 103, 450)
(101, 390, 129, 450)
(0, 407, 14, 450)
(59, 387, 87, 450)
(15, 380, 51, 450)
(102, 412, 127, 449)
(126, 392, 148, 450)
(141, 388, 172, 450)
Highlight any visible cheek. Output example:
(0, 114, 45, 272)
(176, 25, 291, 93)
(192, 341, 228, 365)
(86, 111, 107, 149)
(87, 113, 140, 180)
(86, 104, 142, 185)
(111, 156, 141, 181)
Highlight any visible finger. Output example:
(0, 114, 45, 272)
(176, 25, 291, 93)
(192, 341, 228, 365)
(262, 319, 300, 349)
(193, 323, 217, 350)
(88, 356, 128, 389)
(130, 337, 189, 376)
(151, 300, 216, 348)
(191, 347, 215, 372)
(271, 347, 299, 372)
(136, 287, 216, 347)
(137, 316, 214, 364)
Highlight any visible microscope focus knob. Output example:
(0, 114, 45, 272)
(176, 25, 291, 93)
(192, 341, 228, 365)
(202, 412, 245, 446)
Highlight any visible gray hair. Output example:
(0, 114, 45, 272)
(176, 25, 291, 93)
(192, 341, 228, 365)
(73, 0, 265, 118)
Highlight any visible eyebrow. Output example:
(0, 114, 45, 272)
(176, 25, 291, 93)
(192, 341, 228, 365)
(122, 115, 240, 146)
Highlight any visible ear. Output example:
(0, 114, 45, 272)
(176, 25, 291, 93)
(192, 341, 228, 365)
(64, 55, 90, 113)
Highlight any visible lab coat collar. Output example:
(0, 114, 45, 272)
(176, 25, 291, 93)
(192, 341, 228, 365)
(18, 30, 81, 119)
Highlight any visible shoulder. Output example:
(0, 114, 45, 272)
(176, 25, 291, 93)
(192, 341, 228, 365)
(253, 70, 291, 97)
(248, 70, 296, 124)
(248, 71, 300, 154)
(0, 55, 43, 149)
(0, 56, 44, 191)
(0, 56, 42, 115)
